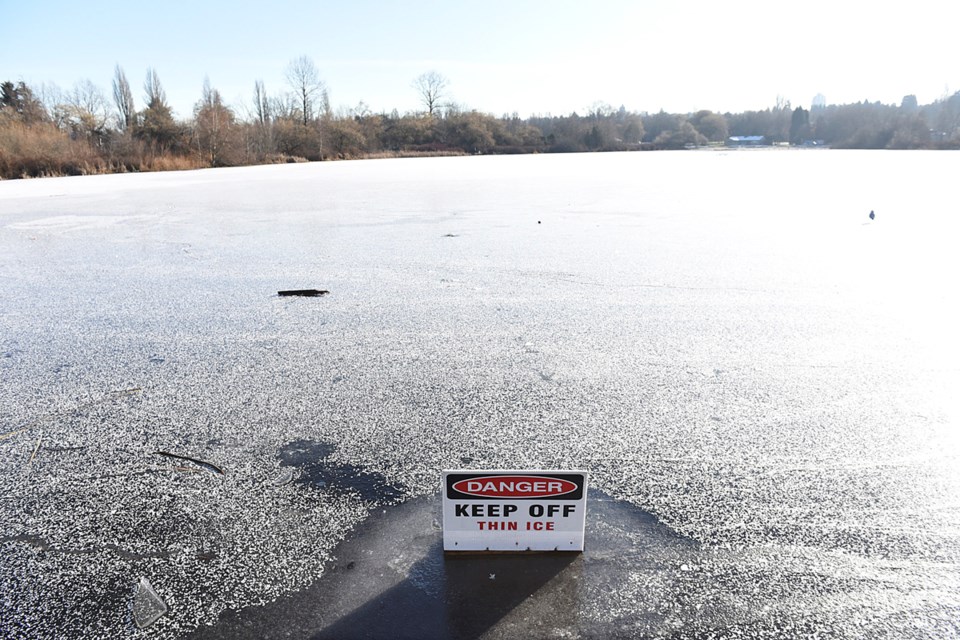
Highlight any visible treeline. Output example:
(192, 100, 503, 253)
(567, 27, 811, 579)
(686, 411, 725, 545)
(3, 58, 960, 179)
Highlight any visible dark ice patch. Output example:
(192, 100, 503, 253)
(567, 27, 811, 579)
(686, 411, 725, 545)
(277, 440, 405, 503)
(278, 289, 329, 297)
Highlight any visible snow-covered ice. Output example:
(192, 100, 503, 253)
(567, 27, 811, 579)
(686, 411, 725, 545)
(1, 151, 958, 638)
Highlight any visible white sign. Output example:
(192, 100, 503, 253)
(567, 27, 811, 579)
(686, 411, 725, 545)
(442, 470, 588, 552)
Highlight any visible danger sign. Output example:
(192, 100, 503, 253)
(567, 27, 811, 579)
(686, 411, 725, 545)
(442, 470, 588, 552)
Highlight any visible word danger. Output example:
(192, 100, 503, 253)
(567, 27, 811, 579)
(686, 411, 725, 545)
(452, 476, 577, 498)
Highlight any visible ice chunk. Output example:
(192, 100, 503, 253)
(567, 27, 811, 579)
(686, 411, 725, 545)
(132, 577, 167, 629)
(269, 467, 296, 487)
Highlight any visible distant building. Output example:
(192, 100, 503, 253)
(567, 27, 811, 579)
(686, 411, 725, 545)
(726, 135, 768, 147)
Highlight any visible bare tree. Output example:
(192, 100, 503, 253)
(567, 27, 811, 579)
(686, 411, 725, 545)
(139, 69, 178, 152)
(247, 80, 274, 159)
(285, 56, 326, 126)
(412, 71, 448, 116)
(112, 65, 135, 131)
(44, 79, 110, 141)
(144, 68, 166, 109)
(194, 77, 237, 166)
(35, 82, 64, 126)
(270, 92, 298, 120)
(252, 79, 270, 125)
(68, 79, 110, 137)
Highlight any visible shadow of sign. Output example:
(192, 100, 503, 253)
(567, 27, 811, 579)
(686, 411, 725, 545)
(313, 547, 578, 640)
(189, 491, 695, 640)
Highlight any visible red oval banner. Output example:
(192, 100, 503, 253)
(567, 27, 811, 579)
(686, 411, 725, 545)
(452, 475, 578, 498)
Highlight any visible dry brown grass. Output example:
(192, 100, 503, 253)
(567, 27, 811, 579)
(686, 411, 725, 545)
(0, 117, 476, 181)
(137, 154, 205, 172)
(262, 153, 309, 164)
(0, 115, 211, 179)
(0, 118, 107, 178)
(360, 149, 467, 160)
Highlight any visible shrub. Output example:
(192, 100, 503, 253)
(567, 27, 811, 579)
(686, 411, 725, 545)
(0, 116, 106, 178)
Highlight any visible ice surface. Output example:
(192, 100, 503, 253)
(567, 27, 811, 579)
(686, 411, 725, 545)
(1, 151, 958, 638)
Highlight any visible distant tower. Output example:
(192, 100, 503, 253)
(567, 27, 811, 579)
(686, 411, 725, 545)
(811, 93, 827, 110)
(900, 95, 919, 112)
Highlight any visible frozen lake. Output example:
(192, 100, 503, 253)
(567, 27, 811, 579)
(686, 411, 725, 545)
(1, 150, 959, 638)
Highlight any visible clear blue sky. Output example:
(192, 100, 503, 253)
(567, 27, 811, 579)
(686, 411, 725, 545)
(4, 0, 959, 119)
